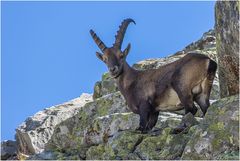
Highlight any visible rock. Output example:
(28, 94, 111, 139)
(46, 92, 129, 152)
(215, 1, 239, 97)
(181, 113, 199, 127)
(134, 128, 171, 160)
(105, 131, 144, 160)
(16, 93, 93, 154)
(1, 140, 17, 160)
(170, 112, 200, 134)
(86, 144, 109, 160)
(46, 109, 184, 160)
(27, 150, 82, 160)
(85, 130, 154, 160)
(133, 55, 184, 71)
(83, 111, 185, 147)
(83, 112, 139, 146)
(22, 83, 236, 160)
(93, 72, 118, 99)
(27, 151, 56, 160)
(181, 95, 239, 160)
(179, 29, 216, 55)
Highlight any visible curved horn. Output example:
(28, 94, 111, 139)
(90, 29, 107, 52)
(113, 18, 136, 50)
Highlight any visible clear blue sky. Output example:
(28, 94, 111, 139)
(1, 1, 215, 141)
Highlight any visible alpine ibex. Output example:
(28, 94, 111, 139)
(90, 18, 217, 133)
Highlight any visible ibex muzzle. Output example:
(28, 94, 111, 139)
(90, 18, 217, 133)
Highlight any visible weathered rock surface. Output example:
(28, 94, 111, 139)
(215, 1, 239, 97)
(1, 140, 17, 160)
(42, 94, 239, 160)
(45, 92, 130, 152)
(182, 95, 239, 160)
(84, 112, 186, 160)
(93, 72, 118, 99)
(15, 93, 93, 154)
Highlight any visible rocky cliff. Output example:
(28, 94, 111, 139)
(215, 1, 239, 97)
(1, 1, 239, 160)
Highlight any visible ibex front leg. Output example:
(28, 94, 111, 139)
(147, 111, 159, 130)
(137, 102, 152, 134)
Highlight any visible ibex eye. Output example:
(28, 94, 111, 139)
(103, 58, 108, 63)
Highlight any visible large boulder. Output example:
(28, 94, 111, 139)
(15, 93, 93, 154)
(93, 72, 118, 99)
(135, 127, 193, 160)
(84, 112, 186, 160)
(45, 92, 129, 154)
(215, 1, 239, 97)
(181, 95, 239, 160)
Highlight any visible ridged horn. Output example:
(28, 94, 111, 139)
(113, 18, 136, 50)
(90, 29, 107, 52)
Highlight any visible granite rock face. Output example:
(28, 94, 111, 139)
(215, 1, 239, 97)
(25, 95, 239, 160)
(182, 95, 239, 160)
(1, 140, 17, 160)
(93, 73, 118, 99)
(15, 93, 93, 154)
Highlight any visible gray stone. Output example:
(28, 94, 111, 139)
(16, 93, 93, 154)
(181, 95, 239, 160)
(93, 73, 118, 99)
(215, 1, 239, 97)
(1, 140, 17, 160)
(46, 92, 130, 151)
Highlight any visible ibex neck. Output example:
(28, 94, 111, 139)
(116, 61, 137, 91)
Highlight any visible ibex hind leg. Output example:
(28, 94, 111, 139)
(182, 96, 198, 115)
(195, 94, 209, 116)
(195, 72, 215, 116)
(172, 84, 198, 115)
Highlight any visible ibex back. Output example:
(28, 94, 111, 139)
(90, 18, 217, 133)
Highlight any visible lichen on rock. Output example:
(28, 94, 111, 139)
(215, 1, 239, 97)
(181, 95, 239, 160)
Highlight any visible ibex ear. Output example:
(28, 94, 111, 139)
(123, 43, 131, 57)
(96, 52, 103, 61)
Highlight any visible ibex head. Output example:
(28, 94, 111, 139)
(90, 18, 135, 78)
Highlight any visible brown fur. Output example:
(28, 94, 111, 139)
(90, 18, 217, 133)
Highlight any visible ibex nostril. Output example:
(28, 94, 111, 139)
(110, 66, 118, 73)
(110, 67, 115, 72)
